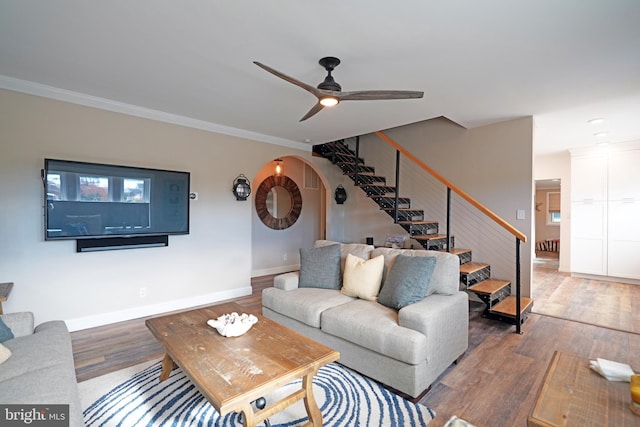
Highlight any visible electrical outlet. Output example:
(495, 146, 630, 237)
(516, 209, 525, 220)
(283, 253, 288, 261)
(139, 287, 147, 298)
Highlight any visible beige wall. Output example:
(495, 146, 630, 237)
(0, 88, 539, 327)
(0, 89, 317, 330)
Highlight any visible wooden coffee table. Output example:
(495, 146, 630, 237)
(146, 302, 339, 427)
(529, 351, 639, 426)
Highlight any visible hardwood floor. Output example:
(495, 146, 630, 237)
(72, 275, 272, 382)
(71, 265, 640, 426)
(532, 251, 640, 334)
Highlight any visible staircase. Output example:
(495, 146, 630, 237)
(313, 139, 533, 327)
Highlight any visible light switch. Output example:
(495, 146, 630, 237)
(517, 209, 525, 220)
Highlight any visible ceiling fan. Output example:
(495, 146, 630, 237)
(254, 57, 424, 121)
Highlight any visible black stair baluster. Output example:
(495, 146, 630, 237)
(446, 187, 451, 252)
(331, 141, 337, 165)
(394, 150, 400, 224)
(516, 237, 522, 334)
(354, 136, 360, 187)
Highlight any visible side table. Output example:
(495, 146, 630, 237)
(529, 350, 639, 426)
(0, 282, 13, 314)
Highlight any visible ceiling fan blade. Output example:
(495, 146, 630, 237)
(254, 61, 321, 97)
(300, 102, 324, 122)
(337, 90, 424, 101)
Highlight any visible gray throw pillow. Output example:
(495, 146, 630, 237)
(378, 255, 437, 309)
(299, 244, 342, 289)
(0, 317, 14, 343)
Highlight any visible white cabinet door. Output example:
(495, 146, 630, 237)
(608, 200, 640, 279)
(571, 154, 607, 201)
(571, 201, 607, 275)
(608, 149, 640, 201)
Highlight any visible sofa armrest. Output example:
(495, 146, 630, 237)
(0, 312, 35, 338)
(398, 292, 469, 363)
(274, 272, 300, 290)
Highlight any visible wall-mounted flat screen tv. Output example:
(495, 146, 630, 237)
(44, 159, 190, 240)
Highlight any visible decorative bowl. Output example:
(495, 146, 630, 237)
(207, 312, 258, 337)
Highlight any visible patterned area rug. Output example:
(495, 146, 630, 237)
(80, 361, 434, 426)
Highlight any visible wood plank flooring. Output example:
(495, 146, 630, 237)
(532, 252, 640, 334)
(71, 263, 640, 426)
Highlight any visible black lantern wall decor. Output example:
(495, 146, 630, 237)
(334, 184, 347, 204)
(232, 174, 251, 201)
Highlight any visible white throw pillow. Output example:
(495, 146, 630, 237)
(340, 254, 385, 301)
(0, 342, 11, 365)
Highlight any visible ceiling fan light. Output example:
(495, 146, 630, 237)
(320, 97, 339, 107)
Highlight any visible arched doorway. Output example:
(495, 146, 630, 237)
(250, 156, 328, 277)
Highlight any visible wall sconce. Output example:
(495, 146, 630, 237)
(334, 185, 347, 204)
(274, 158, 283, 176)
(232, 174, 251, 201)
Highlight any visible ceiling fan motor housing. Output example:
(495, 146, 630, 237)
(317, 57, 342, 91)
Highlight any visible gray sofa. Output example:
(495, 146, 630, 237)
(0, 312, 84, 427)
(263, 240, 469, 398)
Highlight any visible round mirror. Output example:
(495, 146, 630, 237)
(266, 186, 293, 218)
(255, 176, 302, 230)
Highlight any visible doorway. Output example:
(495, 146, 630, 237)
(534, 179, 561, 270)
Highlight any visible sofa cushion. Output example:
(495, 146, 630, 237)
(262, 287, 354, 328)
(378, 255, 437, 310)
(314, 240, 375, 274)
(341, 254, 384, 301)
(0, 342, 11, 365)
(0, 312, 35, 338)
(299, 244, 341, 289)
(321, 299, 428, 365)
(0, 317, 14, 342)
(0, 321, 72, 382)
(371, 247, 460, 295)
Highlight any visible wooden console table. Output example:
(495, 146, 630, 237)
(529, 351, 638, 426)
(0, 282, 13, 314)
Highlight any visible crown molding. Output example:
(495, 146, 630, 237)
(0, 75, 310, 152)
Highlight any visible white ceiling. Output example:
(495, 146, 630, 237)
(1, 1, 639, 156)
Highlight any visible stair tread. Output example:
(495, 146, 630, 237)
(447, 248, 471, 255)
(398, 221, 438, 225)
(468, 279, 510, 295)
(413, 234, 449, 241)
(459, 262, 490, 274)
(382, 207, 423, 211)
(491, 296, 534, 317)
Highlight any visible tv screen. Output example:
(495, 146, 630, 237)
(44, 159, 190, 240)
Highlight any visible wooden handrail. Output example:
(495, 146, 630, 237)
(375, 131, 527, 243)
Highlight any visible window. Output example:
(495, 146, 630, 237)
(79, 175, 109, 201)
(46, 173, 61, 200)
(304, 163, 319, 189)
(547, 192, 560, 225)
(123, 178, 148, 202)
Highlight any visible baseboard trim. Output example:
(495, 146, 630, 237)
(65, 286, 252, 332)
(252, 265, 300, 277)
(571, 272, 640, 286)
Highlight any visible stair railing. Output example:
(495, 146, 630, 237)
(375, 131, 527, 334)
